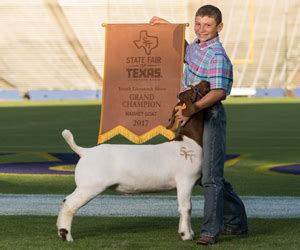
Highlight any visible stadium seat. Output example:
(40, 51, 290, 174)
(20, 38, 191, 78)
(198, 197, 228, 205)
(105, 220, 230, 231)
(0, 90, 22, 100)
(254, 88, 285, 97)
(27, 90, 101, 101)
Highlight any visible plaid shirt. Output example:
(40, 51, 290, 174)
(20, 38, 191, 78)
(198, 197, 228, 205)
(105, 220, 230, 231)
(182, 36, 233, 96)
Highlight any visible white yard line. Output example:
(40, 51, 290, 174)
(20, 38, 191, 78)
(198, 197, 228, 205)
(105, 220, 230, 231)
(1, 194, 300, 218)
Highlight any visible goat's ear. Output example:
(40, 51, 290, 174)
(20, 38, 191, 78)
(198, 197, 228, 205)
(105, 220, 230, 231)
(166, 115, 176, 130)
(178, 91, 185, 101)
(166, 101, 182, 131)
(166, 117, 179, 132)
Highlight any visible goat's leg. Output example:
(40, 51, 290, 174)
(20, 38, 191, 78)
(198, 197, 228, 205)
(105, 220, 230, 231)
(176, 182, 194, 241)
(56, 187, 100, 242)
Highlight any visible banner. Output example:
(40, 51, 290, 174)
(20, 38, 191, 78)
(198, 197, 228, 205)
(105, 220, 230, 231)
(98, 23, 186, 144)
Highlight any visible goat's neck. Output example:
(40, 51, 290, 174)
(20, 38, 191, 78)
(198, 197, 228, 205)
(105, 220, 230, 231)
(178, 111, 204, 147)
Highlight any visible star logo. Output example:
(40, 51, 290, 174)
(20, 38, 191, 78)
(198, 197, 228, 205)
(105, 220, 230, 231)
(134, 30, 158, 55)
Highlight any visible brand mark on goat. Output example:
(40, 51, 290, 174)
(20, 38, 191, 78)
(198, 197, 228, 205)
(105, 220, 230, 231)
(180, 147, 195, 163)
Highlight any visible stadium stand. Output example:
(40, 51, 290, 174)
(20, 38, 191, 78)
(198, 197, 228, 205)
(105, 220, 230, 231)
(0, 0, 299, 98)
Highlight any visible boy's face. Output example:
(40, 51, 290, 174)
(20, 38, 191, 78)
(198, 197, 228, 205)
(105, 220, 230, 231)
(194, 15, 223, 43)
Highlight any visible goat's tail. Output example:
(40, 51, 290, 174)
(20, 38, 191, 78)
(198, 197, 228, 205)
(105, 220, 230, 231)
(62, 129, 83, 157)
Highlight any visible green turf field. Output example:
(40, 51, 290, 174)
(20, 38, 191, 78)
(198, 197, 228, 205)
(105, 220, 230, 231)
(1, 98, 300, 249)
(1, 216, 300, 249)
(0, 98, 299, 196)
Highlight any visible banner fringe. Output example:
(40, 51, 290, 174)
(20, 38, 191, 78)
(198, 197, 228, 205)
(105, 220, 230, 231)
(98, 125, 175, 144)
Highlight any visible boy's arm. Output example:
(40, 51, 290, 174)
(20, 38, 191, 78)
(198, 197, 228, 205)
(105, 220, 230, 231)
(175, 89, 225, 126)
(176, 53, 231, 125)
(192, 53, 231, 111)
(193, 89, 226, 111)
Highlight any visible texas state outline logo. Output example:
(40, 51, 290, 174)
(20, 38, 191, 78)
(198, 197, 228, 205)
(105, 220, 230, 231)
(134, 30, 159, 55)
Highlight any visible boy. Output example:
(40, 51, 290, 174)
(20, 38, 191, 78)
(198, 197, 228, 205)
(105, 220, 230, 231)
(150, 5, 248, 245)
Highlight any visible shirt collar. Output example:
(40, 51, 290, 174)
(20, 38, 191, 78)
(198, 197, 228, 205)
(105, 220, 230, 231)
(196, 36, 219, 50)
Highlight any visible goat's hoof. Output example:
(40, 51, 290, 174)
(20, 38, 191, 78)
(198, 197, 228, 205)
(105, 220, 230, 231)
(59, 229, 74, 242)
(67, 234, 74, 242)
(59, 229, 68, 241)
(180, 231, 193, 241)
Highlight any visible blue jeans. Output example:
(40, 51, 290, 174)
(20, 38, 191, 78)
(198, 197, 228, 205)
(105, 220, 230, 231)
(200, 103, 248, 239)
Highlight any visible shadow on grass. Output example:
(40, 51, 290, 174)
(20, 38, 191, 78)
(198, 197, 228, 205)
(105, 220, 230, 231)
(73, 217, 181, 240)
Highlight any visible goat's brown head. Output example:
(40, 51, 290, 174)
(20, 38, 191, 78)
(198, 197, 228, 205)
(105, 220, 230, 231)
(166, 80, 210, 131)
(178, 80, 210, 104)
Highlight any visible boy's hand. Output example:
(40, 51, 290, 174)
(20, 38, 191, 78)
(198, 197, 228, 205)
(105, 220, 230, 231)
(175, 104, 190, 126)
(149, 16, 170, 25)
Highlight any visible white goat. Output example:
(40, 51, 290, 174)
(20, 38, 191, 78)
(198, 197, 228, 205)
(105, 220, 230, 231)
(57, 81, 210, 242)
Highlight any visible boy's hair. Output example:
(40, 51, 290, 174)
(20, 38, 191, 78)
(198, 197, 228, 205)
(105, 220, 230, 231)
(195, 5, 222, 25)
